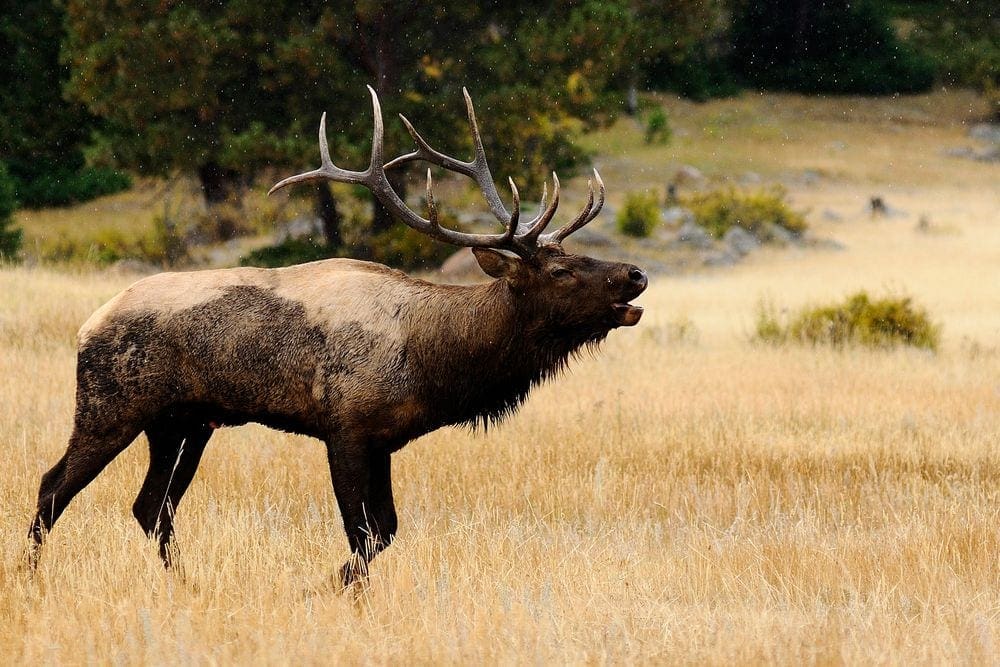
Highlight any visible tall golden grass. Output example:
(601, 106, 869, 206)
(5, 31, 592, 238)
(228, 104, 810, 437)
(2, 91, 998, 663)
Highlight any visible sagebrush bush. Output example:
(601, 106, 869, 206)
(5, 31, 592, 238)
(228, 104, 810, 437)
(685, 186, 807, 239)
(756, 292, 940, 351)
(616, 191, 661, 238)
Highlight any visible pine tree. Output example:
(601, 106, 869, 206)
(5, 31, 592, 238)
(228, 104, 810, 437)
(0, 163, 23, 261)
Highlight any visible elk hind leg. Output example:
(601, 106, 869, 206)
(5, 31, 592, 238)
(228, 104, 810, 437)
(132, 420, 212, 567)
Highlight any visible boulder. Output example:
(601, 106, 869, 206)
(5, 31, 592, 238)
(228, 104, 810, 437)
(661, 206, 695, 226)
(672, 165, 706, 187)
(702, 250, 740, 268)
(723, 226, 760, 256)
(566, 225, 614, 247)
(437, 248, 484, 283)
(969, 123, 1000, 143)
(762, 222, 799, 246)
(110, 259, 160, 275)
(672, 221, 713, 249)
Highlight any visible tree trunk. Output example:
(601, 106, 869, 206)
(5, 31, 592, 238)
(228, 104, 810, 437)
(315, 182, 342, 248)
(196, 162, 241, 205)
(626, 80, 639, 116)
(370, 169, 407, 236)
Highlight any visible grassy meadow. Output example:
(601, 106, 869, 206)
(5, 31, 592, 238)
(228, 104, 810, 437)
(1, 91, 999, 663)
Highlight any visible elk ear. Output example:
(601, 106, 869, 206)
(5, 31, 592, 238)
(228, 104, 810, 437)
(472, 248, 522, 279)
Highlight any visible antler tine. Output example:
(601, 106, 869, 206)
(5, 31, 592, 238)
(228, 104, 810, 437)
(518, 173, 561, 245)
(535, 182, 549, 227)
(367, 85, 384, 170)
(425, 168, 439, 226)
(385, 114, 467, 173)
(268, 112, 368, 195)
(463, 87, 489, 169)
(505, 177, 520, 242)
(543, 168, 606, 244)
(319, 112, 334, 170)
(383, 89, 511, 225)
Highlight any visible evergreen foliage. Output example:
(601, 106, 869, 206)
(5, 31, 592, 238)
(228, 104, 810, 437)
(0, 164, 23, 260)
(0, 1, 130, 207)
(731, 0, 935, 94)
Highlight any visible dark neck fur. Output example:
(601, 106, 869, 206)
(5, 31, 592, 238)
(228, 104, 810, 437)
(408, 279, 606, 429)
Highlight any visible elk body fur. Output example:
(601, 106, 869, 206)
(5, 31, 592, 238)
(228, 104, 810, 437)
(28, 89, 647, 588)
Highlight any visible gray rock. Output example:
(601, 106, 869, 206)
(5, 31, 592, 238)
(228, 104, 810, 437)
(278, 215, 322, 241)
(822, 208, 844, 222)
(437, 248, 485, 283)
(661, 206, 694, 226)
(723, 226, 760, 256)
(969, 123, 1000, 143)
(802, 235, 847, 252)
(566, 225, 614, 247)
(944, 146, 975, 159)
(456, 211, 501, 229)
(672, 221, 713, 249)
(702, 250, 740, 267)
(110, 259, 160, 275)
(800, 169, 822, 186)
(672, 165, 706, 186)
(944, 145, 1000, 163)
(974, 146, 1000, 162)
(763, 222, 799, 246)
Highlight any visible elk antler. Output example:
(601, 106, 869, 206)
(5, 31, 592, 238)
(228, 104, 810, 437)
(269, 87, 605, 257)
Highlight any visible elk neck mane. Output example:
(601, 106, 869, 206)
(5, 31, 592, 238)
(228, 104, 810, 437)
(407, 277, 607, 431)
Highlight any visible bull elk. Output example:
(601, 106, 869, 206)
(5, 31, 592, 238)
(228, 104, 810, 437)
(27, 87, 647, 588)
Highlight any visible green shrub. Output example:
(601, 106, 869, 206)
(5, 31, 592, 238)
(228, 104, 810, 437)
(0, 164, 23, 261)
(146, 213, 189, 266)
(616, 191, 661, 238)
(14, 166, 131, 208)
(755, 292, 940, 351)
(240, 237, 334, 268)
(369, 223, 456, 272)
(685, 186, 807, 239)
(644, 108, 672, 145)
(754, 300, 785, 345)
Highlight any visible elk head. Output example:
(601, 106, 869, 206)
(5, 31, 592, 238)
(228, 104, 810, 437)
(270, 87, 647, 334)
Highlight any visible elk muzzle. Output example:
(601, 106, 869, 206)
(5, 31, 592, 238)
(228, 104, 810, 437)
(612, 265, 647, 327)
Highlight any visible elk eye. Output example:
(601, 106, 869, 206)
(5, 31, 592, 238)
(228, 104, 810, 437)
(550, 267, 573, 279)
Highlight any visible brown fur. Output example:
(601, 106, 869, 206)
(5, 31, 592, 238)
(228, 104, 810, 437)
(28, 247, 646, 586)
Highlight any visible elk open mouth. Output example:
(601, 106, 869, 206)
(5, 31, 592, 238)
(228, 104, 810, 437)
(612, 302, 644, 326)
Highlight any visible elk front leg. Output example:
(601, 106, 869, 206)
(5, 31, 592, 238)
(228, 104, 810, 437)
(325, 443, 397, 590)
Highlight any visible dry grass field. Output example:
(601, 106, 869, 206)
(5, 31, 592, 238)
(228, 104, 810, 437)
(2, 91, 998, 663)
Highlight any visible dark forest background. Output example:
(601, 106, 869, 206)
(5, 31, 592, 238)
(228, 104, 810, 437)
(0, 0, 995, 263)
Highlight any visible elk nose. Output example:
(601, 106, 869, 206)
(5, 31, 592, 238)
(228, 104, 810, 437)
(627, 266, 648, 290)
